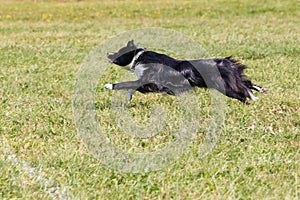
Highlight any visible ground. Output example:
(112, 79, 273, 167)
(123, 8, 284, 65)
(0, 0, 299, 199)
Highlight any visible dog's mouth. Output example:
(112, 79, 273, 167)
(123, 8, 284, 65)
(108, 58, 114, 63)
(107, 52, 117, 63)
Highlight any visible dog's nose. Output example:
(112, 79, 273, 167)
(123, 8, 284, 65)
(107, 52, 113, 57)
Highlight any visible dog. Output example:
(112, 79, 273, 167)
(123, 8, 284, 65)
(105, 40, 266, 103)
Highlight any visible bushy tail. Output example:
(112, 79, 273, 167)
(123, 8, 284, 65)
(216, 57, 267, 103)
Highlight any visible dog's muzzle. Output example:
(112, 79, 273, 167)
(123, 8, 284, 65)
(107, 52, 115, 63)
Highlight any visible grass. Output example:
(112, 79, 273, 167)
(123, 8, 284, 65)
(0, 0, 299, 199)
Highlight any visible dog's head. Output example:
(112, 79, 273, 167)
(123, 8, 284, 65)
(107, 40, 144, 67)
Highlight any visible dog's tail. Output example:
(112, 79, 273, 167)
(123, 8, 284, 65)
(225, 57, 268, 92)
(216, 57, 267, 103)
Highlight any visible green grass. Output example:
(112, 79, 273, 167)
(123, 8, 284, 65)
(0, 0, 299, 199)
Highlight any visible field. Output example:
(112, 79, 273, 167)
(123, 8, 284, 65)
(0, 0, 299, 199)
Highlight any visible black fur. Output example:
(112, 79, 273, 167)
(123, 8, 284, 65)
(105, 40, 267, 103)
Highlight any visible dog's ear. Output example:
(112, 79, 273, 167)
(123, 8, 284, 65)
(127, 40, 135, 47)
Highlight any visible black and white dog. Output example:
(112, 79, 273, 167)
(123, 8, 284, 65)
(105, 40, 266, 103)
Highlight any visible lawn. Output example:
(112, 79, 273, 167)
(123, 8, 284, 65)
(0, 0, 299, 199)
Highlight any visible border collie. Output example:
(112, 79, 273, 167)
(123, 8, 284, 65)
(105, 40, 266, 103)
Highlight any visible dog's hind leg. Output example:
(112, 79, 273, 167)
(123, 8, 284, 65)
(251, 85, 268, 93)
(247, 90, 259, 101)
(223, 89, 248, 103)
(243, 80, 267, 93)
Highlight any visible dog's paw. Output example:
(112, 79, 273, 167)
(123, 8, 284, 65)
(104, 83, 113, 90)
(261, 88, 268, 93)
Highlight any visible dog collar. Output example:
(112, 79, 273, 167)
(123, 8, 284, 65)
(130, 50, 145, 70)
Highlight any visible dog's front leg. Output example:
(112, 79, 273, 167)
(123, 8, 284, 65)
(104, 80, 143, 91)
(105, 81, 140, 101)
(127, 89, 135, 101)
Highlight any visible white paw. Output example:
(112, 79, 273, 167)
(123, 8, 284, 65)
(104, 83, 113, 90)
(248, 90, 259, 101)
(252, 96, 259, 101)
